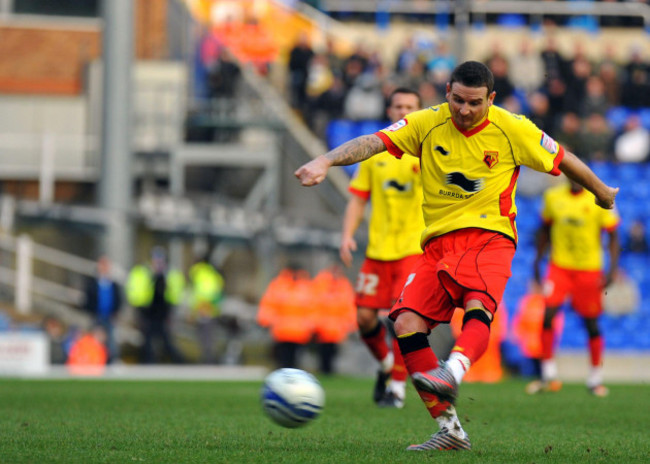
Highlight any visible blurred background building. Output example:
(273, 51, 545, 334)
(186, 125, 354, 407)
(0, 0, 648, 379)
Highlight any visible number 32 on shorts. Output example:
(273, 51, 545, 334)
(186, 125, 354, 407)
(356, 272, 379, 295)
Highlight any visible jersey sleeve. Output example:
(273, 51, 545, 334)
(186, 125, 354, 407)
(375, 107, 432, 159)
(348, 158, 371, 200)
(509, 115, 564, 176)
(600, 206, 620, 231)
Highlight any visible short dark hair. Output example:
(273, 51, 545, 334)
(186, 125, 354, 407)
(388, 87, 422, 109)
(449, 61, 494, 95)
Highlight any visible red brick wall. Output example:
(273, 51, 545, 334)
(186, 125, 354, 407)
(0, 0, 169, 95)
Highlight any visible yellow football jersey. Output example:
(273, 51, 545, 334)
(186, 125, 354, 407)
(542, 183, 620, 271)
(349, 151, 425, 261)
(376, 103, 564, 246)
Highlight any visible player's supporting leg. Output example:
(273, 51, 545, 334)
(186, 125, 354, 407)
(375, 319, 408, 407)
(358, 308, 393, 403)
(412, 306, 492, 401)
(584, 317, 608, 396)
(526, 305, 563, 394)
(395, 319, 469, 451)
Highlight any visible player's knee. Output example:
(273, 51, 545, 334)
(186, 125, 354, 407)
(357, 310, 379, 334)
(462, 309, 492, 329)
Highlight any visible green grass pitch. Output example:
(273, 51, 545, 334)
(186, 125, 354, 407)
(0, 376, 648, 463)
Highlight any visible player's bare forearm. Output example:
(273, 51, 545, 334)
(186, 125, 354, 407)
(294, 135, 386, 186)
(325, 134, 386, 166)
(559, 151, 619, 209)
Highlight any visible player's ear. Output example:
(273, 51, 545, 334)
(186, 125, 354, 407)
(487, 91, 496, 106)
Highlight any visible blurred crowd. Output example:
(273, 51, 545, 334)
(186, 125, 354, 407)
(279, 32, 649, 164)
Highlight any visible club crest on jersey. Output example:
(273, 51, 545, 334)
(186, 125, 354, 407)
(483, 151, 499, 169)
(385, 119, 407, 132)
(540, 132, 559, 154)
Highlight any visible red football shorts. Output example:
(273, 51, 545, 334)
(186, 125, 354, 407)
(543, 263, 604, 318)
(389, 228, 515, 328)
(355, 254, 421, 310)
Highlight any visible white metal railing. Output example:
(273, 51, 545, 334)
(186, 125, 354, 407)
(319, 0, 650, 27)
(0, 232, 125, 315)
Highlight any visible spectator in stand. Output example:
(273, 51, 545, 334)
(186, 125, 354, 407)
(580, 113, 614, 162)
(598, 61, 622, 107)
(527, 91, 556, 134)
(555, 112, 586, 160)
(621, 45, 650, 108)
(426, 40, 456, 94)
(485, 48, 515, 105)
(540, 35, 567, 84)
(343, 74, 385, 121)
(309, 74, 346, 138)
(627, 220, 649, 253)
(82, 255, 122, 363)
(581, 75, 610, 117)
(324, 37, 345, 75)
(510, 39, 544, 95)
(288, 32, 314, 114)
(417, 81, 443, 108)
(614, 114, 650, 163)
(395, 36, 421, 74)
(42, 315, 68, 365)
(563, 53, 593, 118)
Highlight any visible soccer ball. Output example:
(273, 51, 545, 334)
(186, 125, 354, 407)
(261, 368, 325, 428)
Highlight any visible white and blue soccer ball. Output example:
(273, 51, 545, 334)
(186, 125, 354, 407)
(261, 368, 325, 428)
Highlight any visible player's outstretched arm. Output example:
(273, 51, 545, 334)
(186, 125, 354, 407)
(294, 134, 386, 186)
(558, 150, 619, 209)
(340, 195, 366, 267)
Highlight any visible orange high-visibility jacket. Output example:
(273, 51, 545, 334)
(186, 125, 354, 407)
(311, 268, 356, 344)
(257, 269, 314, 344)
(66, 333, 108, 376)
(511, 292, 564, 359)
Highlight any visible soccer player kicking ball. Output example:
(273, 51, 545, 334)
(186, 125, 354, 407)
(340, 88, 424, 408)
(295, 61, 618, 451)
(526, 178, 620, 397)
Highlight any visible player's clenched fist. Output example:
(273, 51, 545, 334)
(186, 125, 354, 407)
(595, 186, 619, 210)
(294, 155, 332, 186)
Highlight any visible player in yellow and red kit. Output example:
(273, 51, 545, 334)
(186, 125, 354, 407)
(295, 61, 618, 451)
(526, 179, 620, 397)
(341, 88, 424, 408)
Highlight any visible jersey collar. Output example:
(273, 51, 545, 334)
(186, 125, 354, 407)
(451, 112, 491, 137)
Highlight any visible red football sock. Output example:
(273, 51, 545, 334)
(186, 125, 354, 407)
(453, 318, 490, 364)
(360, 322, 389, 362)
(541, 328, 554, 360)
(391, 337, 407, 382)
(588, 335, 603, 367)
(397, 332, 443, 418)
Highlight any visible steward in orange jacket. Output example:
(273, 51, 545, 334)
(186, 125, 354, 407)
(311, 265, 356, 374)
(257, 268, 314, 368)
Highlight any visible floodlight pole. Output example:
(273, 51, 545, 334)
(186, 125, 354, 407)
(99, 0, 135, 272)
(454, 0, 469, 62)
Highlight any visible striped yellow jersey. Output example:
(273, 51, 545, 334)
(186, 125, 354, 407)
(376, 103, 564, 246)
(542, 183, 620, 271)
(349, 151, 425, 260)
